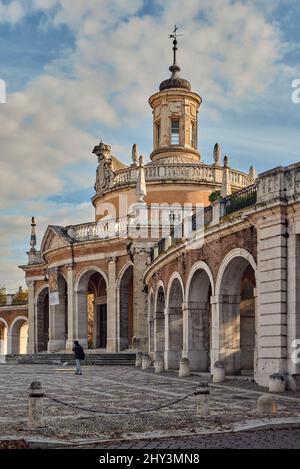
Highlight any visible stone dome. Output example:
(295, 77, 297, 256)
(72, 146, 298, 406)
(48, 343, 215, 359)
(159, 77, 191, 92)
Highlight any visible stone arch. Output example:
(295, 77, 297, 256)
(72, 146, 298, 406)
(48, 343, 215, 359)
(75, 267, 108, 350)
(154, 282, 166, 360)
(216, 248, 257, 375)
(154, 280, 166, 311)
(166, 272, 185, 310)
(75, 266, 108, 292)
(35, 286, 49, 352)
(215, 248, 256, 296)
(0, 318, 9, 355)
(165, 272, 184, 369)
(185, 261, 214, 371)
(118, 264, 134, 351)
(9, 316, 28, 354)
(186, 261, 215, 298)
(116, 261, 134, 289)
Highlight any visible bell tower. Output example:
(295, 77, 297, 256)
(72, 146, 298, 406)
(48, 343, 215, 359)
(149, 26, 202, 164)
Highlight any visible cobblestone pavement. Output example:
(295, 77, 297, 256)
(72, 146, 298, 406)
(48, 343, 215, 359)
(0, 364, 300, 445)
(88, 428, 300, 449)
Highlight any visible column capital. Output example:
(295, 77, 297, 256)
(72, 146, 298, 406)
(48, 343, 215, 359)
(210, 294, 241, 304)
(26, 279, 35, 288)
(107, 256, 117, 264)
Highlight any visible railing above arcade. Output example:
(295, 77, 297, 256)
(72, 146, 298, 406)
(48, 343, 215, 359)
(149, 185, 257, 263)
(0, 294, 28, 307)
(221, 184, 257, 216)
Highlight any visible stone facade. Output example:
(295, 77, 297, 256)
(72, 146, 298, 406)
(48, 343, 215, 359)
(8, 48, 299, 391)
(0, 304, 28, 355)
(144, 163, 300, 388)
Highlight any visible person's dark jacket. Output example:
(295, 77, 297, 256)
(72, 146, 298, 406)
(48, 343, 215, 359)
(72, 344, 85, 360)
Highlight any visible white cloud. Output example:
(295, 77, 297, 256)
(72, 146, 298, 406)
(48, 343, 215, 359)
(0, 1, 25, 24)
(0, 0, 298, 289)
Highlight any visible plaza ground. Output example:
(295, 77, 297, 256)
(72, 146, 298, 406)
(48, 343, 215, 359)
(1, 364, 300, 449)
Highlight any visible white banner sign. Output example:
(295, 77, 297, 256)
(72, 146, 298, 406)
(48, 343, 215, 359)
(49, 291, 59, 306)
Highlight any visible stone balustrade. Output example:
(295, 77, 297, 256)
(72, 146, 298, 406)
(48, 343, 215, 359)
(66, 217, 128, 242)
(257, 162, 300, 204)
(103, 163, 253, 194)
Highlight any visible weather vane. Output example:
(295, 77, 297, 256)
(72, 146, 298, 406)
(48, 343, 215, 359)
(169, 25, 183, 40)
(169, 25, 183, 73)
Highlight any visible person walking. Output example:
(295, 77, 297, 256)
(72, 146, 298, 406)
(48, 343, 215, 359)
(72, 340, 85, 375)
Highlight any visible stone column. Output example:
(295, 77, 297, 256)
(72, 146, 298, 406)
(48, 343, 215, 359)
(164, 306, 183, 370)
(66, 264, 75, 351)
(286, 221, 300, 389)
(183, 301, 209, 372)
(255, 213, 287, 386)
(132, 245, 149, 352)
(219, 294, 241, 375)
(210, 295, 220, 373)
(154, 311, 165, 357)
(48, 292, 66, 352)
(107, 257, 118, 352)
(160, 98, 169, 147)
(26, 280, 36, 354)
(74, 290, 88, 349)
(148, 316, 154, 360)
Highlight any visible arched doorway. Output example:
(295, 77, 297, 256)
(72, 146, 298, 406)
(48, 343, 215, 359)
(186, 265, 213, 371)
(217, 251, 256, 375)
(36, 287, 49, 352)
(0, 319, 8, 355)
(10, 317, 28, 354)
(165, 275, 184, 369)
(88, 272, 107, 349)
(119, 265, 133, 351)
(154, 285, 165, 360)
(76, 268, 107, 350)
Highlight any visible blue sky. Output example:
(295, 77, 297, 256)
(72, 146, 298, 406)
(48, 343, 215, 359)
(0, 0, 300, 290)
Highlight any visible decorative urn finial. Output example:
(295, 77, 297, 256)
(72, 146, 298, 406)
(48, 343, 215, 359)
(249, 165, 257, 180)
(213, 143, 221, 166)
(136, 154, 147, 203)
(132, 144, 139, 166)
(30, 217, 36, 251)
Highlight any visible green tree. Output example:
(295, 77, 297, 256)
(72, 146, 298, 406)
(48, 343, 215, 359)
(12, 286, 28, 305)
(0, 286, 6, 306)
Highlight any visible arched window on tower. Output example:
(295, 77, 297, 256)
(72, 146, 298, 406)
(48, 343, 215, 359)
(171, 119, 180, 145)
(190, 121, 196, 148)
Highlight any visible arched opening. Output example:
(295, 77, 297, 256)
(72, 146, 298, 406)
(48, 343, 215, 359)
(148, 293, 154, 358)
(119, 265, 134, 351)
(48, 274, 68, 352)
(219, 255, 256, 375)
(36, 287, 49, 352)
(76, 269, 107, 350)
(0, 320, 8, 355)
(187, 268, 213, 371)
(154, 286, 165, 360)
(11, 318, 29, 354)
(88, 272, 107, 349)
(166, 277, 184, 369)
(240, 265, 256, 373)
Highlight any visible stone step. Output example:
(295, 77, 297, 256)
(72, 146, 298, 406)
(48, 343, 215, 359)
(5, 353, 136, 365)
